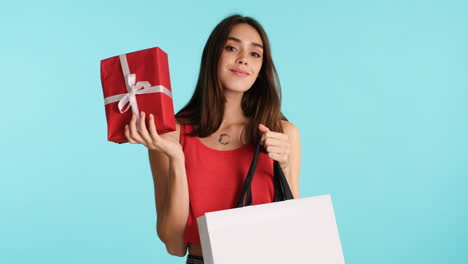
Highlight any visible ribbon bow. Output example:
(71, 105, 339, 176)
(103, 54, 172, 118)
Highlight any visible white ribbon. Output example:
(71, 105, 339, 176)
(103, 54, 172, 118)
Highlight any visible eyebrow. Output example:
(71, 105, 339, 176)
(227, 37, 264, 49)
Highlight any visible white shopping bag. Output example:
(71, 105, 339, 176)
(197, 143, 345, 264)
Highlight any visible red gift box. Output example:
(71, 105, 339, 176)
(100, 47, 176, 143)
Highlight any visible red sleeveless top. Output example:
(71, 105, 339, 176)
(180, 124, 275, 243)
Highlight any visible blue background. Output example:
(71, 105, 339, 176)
(1, 0, 467, 263)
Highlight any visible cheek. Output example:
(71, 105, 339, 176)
(252, 61, 263, 77)
(217, 55, 225, 71)
(217, 56, 230, 78)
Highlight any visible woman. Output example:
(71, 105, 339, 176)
(124, 14, 301, 263)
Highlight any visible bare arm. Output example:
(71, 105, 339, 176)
(124, 112, 189, 257)
(281, 121, 301, 198)
(149, 146, 189, 257)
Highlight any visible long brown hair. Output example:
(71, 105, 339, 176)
(176, 14, 286, 145)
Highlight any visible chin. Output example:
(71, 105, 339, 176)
(222, 81, 255, 94)
(223, 85, 252, 94)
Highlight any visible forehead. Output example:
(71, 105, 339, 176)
(227, 23, 263, 46)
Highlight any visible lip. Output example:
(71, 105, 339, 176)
(230, 68, 250, 77)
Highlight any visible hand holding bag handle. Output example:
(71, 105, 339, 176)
(236, 140, 294, 208)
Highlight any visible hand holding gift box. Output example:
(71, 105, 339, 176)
(100, 47, 176, 143)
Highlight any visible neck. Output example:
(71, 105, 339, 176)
(221, 90, 248, 127)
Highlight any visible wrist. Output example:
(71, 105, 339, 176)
(168, 150, 185, 164)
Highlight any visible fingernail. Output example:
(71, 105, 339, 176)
(150, 114, 153, 118)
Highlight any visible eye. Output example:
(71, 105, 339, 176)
(225, 45, 237, 52)
(251, 52, 261, 58)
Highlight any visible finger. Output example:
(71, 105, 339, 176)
(258, 123, 270, 133)
(267, 152, 288, 163)
(259, 124, 289, 143)
(129, 113, 145, 143)
(264, 131, 289, 141)
(262, 133, 288, 147)
(259, 124, 270, 143)
(138, 112, 152, 145)
(264, 138, 288, 148)
(148, 113, 160, 142)
(124, 124, 138, 144)
(266, 146, 288, 155)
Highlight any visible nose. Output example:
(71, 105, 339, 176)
(236, 52, 248, 65)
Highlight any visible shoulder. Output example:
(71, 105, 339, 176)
(280, 120, 300, 140)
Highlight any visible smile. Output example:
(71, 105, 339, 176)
(230, 69, 250, 77)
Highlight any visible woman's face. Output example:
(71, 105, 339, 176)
(217, 23, 264, 94)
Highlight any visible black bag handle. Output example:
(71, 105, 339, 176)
(235, 141, 294, 208)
